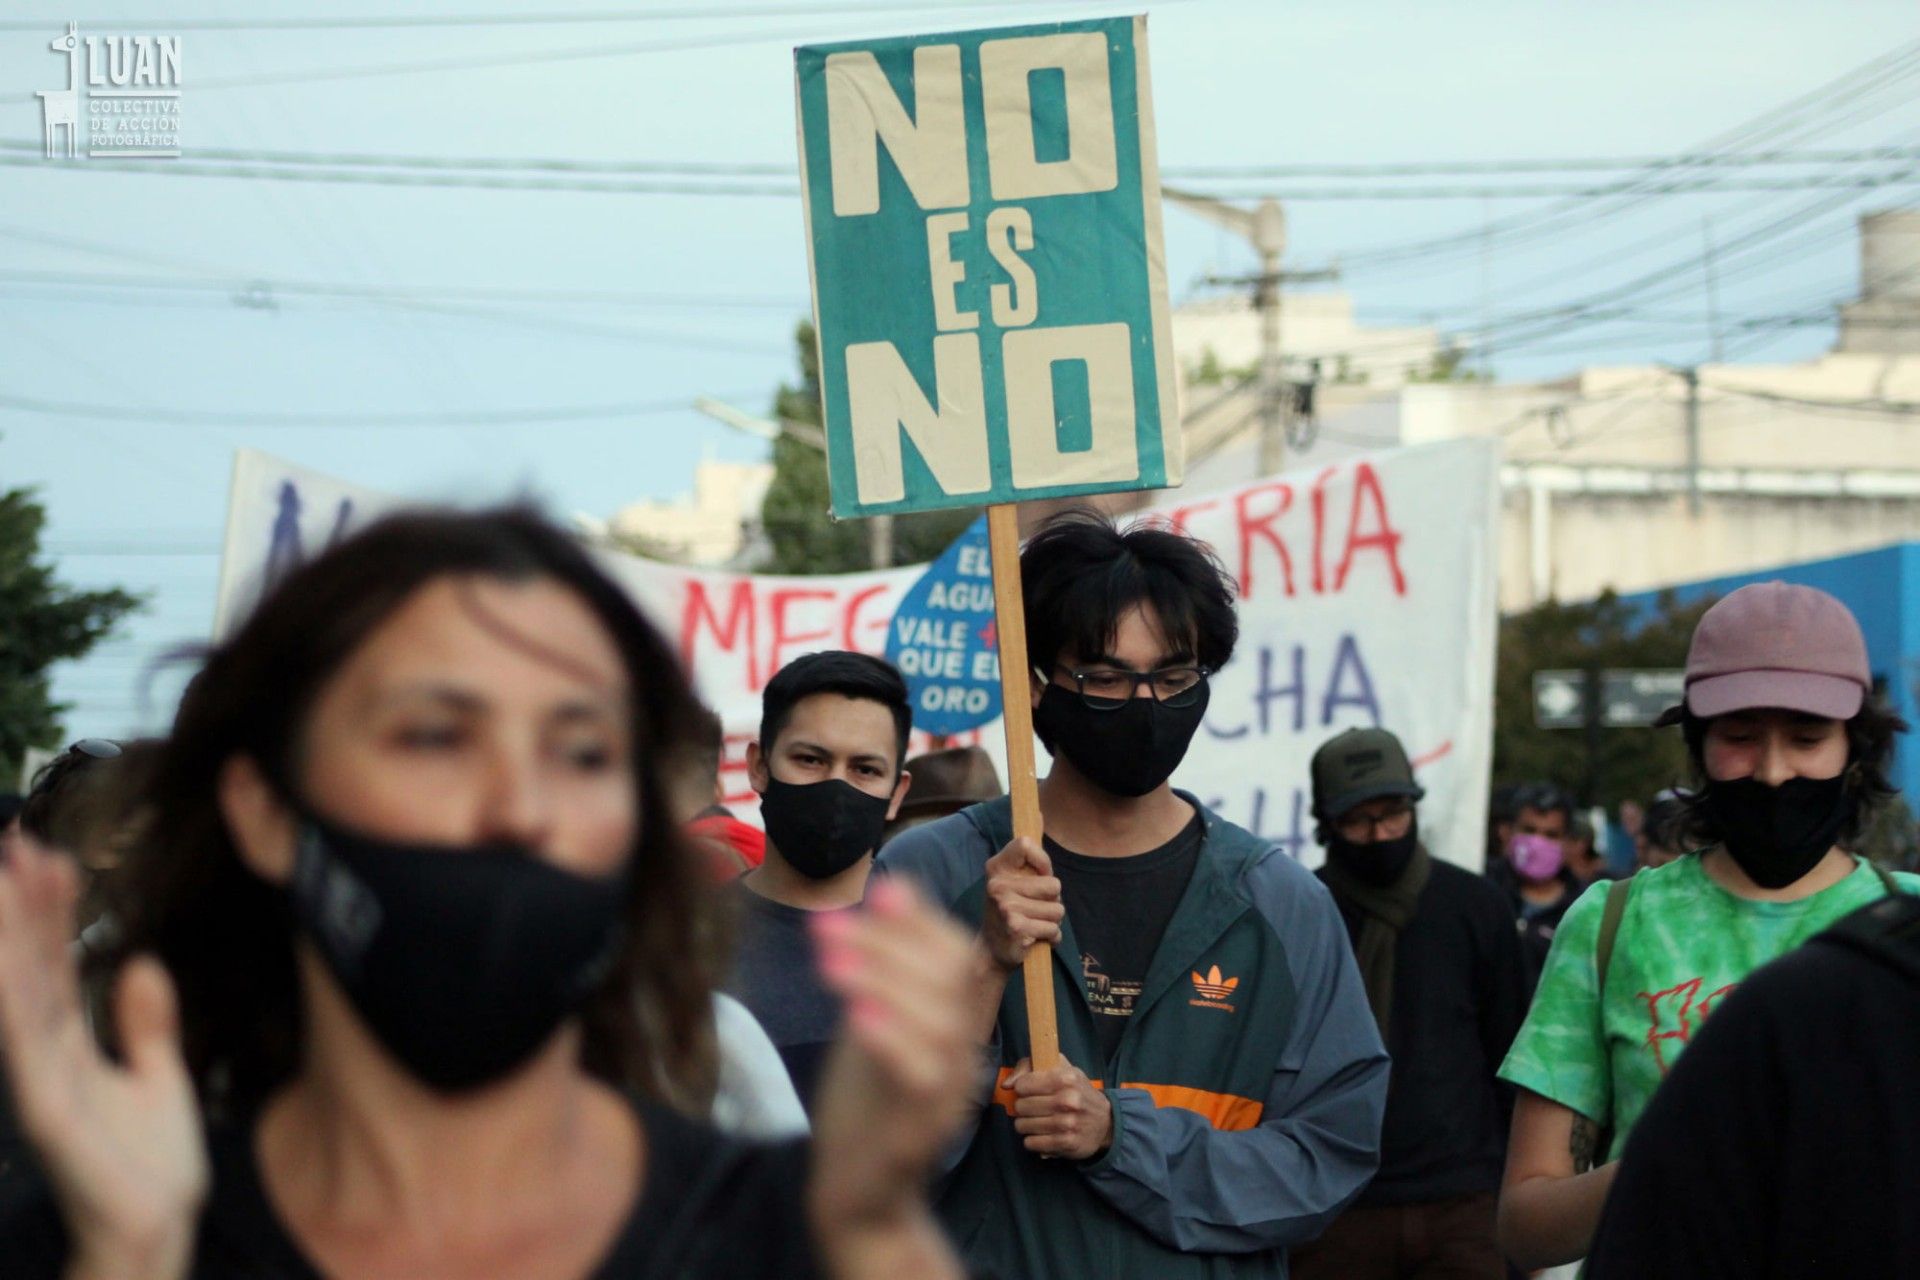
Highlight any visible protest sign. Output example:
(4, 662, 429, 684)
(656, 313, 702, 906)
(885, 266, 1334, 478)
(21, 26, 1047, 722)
(212, 449, 363, 637)
(214, 439, 1498, 871)
(213, 449, 940, 815)
(797, 14, 1184, 1064)
(885, 514, 1003, 736)
(794, 15, 1180, 517)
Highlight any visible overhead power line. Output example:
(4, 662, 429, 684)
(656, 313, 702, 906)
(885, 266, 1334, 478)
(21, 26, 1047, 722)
(1708, 384, 1920, 416)
(0, 152, 798, 195)
(6, 21, 842, 98)
(0, 2, 1116, 31)
(1171, 146, 1920, 178)
(11, 261, 1885, 343)
(0, 390, 746, 427)
(0, 221, 795, 355)
(8, 149, 1917, 201)
(0, 267, 800, 310)
(1437, 180, 1920, 359)
(1451, 199, 1871, 345)
(114, 0, 1134, 93)
(1329, 40, 1920, 272)
(7, 139, 1917, 180)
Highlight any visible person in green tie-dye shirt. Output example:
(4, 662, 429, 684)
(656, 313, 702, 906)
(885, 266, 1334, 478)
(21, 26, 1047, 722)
(1494, 582, 1913, 1272)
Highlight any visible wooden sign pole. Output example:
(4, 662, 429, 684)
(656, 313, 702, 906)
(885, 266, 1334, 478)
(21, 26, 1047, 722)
(985, 503, 1060, 1071)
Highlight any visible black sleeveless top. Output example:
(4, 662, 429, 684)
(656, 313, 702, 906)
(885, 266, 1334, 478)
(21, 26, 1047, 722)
(0, 1099, 819, 1279)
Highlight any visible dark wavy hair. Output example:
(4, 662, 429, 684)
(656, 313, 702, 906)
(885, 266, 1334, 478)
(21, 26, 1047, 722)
(1505, 780, 1576, 830)
(20, 740, 132, 858)
(1020, 509, 1239, 749)
(1674, 694, 1909, 851)
(100, 507, 723, 1118)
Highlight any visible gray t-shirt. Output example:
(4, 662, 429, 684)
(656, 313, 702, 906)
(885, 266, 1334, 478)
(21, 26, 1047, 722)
(724, 883, 841, 1115)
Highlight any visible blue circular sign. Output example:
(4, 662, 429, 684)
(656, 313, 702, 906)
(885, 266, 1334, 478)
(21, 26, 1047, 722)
(884, 515, 1003, 736)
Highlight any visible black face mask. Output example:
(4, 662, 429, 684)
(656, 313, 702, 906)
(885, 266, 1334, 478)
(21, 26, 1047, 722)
(286, 809, 628, 1093)
(759, 776, 892, 880)
(1326, 821, 1420, 889)
(1032, 681, 1210, 799)
(1704, 774, 1856, 890)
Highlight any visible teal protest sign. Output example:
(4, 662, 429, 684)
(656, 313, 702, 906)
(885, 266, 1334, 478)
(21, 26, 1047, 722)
(795, 15, 1182, 519)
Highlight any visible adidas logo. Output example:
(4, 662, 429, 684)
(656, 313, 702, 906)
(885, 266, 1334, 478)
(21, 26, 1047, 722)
(1189, 964, 1240, 1010)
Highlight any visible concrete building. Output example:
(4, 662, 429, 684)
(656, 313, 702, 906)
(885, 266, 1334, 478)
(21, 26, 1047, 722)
(662, 215, 1917, 591)
(1414, 355, 1920, 610)
(1167, 211, 1920, 611)
(1173, 289, 1442, 391)
(609, 458, 773, 567)
(1839, 209, 1920, 356)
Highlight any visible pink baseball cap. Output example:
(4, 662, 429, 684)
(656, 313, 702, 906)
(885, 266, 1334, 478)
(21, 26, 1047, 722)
(1658, 581, 1870, 725)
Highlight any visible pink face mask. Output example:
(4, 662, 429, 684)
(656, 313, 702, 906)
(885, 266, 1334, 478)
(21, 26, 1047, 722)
(1507, 832, 1564, 881)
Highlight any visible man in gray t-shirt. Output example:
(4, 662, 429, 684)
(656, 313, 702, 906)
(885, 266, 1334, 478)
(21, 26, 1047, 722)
(724, 651, 913, 1113)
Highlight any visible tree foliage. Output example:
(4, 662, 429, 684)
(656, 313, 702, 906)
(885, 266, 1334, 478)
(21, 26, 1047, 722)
(0, 486, 142, 781)
(758, 321, 977, 574)
(1493, 589, 1717, 808)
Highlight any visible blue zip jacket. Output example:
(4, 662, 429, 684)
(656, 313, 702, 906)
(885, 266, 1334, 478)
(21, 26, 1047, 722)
(874, 793, 1389, 1279)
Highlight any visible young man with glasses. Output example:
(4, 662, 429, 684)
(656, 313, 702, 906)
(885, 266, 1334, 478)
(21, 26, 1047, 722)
(875, 511, 1389, 1280)
(1291, 728, 1530, 1280)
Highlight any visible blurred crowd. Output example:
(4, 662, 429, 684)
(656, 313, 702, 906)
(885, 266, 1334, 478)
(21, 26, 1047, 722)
(2, 506, 1916, 1279)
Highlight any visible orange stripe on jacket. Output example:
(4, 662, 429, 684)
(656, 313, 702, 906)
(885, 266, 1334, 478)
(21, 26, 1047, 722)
(992, 1068, 1265, 1132)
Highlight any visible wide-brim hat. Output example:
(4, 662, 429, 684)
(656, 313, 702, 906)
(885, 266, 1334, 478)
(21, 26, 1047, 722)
(895, 745, 1004, 817)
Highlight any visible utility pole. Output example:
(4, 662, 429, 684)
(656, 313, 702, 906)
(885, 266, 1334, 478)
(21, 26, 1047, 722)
(1656, 367, 1704, 518)
(1251, 199, 1288, 475)
(1681, 366, 1702, 518)
(1700, 216, 1725, 364)
(1163, 191, 1337, 476)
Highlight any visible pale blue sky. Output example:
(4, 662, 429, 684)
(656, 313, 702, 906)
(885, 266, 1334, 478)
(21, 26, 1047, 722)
(1, 0, 1915, 746)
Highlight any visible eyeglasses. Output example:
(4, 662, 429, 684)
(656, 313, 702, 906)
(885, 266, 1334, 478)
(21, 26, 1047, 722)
(1053, 664, 1211, 711)
(1335, 802, 1415, 841)
(69, 738, 122, 761)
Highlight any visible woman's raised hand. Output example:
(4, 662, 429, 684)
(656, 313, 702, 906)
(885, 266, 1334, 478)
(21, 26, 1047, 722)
(0, 836, 206, 1280)
(806, 875, 978, 1279)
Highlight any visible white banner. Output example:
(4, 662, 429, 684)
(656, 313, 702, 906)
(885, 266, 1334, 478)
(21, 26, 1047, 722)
(213, 439, 1498, 869)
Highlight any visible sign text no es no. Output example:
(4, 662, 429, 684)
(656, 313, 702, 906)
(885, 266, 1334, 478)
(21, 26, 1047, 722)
(795, 16, 1181, 517)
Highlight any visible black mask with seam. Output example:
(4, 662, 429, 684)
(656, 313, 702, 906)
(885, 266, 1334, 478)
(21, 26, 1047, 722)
(1703, 774, 1856, 889)
(1032, 681, 1210, 799)
(284, 804, 629, 1093)
(759, 775, 892, 879)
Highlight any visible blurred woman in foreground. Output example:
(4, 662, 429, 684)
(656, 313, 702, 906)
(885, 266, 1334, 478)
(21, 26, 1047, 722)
(0, 508, 975, 1280)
